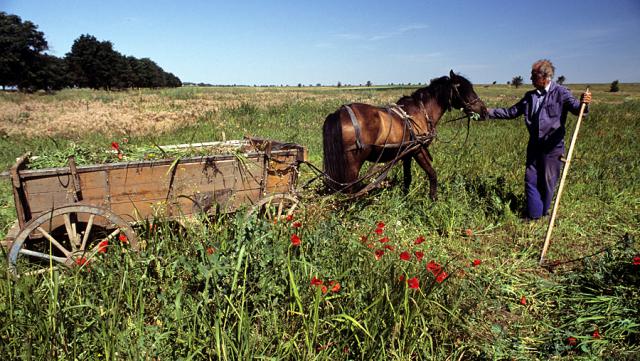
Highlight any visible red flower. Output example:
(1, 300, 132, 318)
(592, 328, 601, 339)
(75, 257, 88, 266)
(435, 271, 448, 283)
(360, 235, 368, 243)
(310, 276, 323, 286)
(376, 221, 385, 229)
(407, 277, 419, 289)
(472, 259, 482, 267)
(118, 233, 128, 244)
(206, 247, 215, 255)
(399, 251, 411, 261)
(383, 244, 395, 251)
(633, 256, 640, 266)
(566, 336, 577, 346)
(374, 227, 383, 235)
(331, 282, 341, 293)
(379, 236, 390, 243)
(117, 153, 123, 160)
(374, 249, 385, 260)
(414, 251, 424, 261)
(464, 228, 473, 237)
(321, 285, 328, 294)
(97, 240, 108, 253)
(286, 214, 293, 222)
(414, 235, 425, 245)
(290, 234, 301, 246)
(520, 296, 527, 305)
(398, 275, 405, 282)
(111, 141, 120, 151)
(292, 221, 302, 228)
(426, 261, 442, 275)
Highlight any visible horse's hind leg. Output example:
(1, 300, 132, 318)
(413, 147, 437, 200)
(403, 157, 412, 194)
(342, 151, 365, 193)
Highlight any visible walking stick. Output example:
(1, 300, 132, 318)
(539, 87, 590, 266)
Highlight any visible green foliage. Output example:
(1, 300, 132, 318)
(610, 80, 620, 92)
(512, 75, 523, 88)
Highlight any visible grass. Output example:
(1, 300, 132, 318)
(0, 83, 639, 360)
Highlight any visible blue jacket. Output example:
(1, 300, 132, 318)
(488, 82, 587, 149)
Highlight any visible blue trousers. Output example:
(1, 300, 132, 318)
(524, 142, 564, 219)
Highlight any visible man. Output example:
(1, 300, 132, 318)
(485, 59, 592, 220)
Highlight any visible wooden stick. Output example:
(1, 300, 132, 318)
(539, 88, 590, 266)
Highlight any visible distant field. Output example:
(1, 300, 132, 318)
(0, 82, 638, 359)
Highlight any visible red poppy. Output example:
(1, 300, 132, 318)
(426, 261, 441, 275)
(383, 245, 395, 251)
(206, 247, 215, 255)
(118, 233, 128, 244)
(377, 221, 385, 229)
(520, 296, 527, 305)
(435, 271, 448, 283)
(407, 277, 419, 289)
(566, 337, 577, 346)
(360, 235, 368, 243)
(592, 328, 600, 339)
(414, 235, 425, 245)
(111, 141, 120, 151)
(311, 276, 323, 286)
(464, 228, 473, 237)
(398, 275, 405, 282)
(286, 214, 293, 222)
(633, 256, 640, 266)
(472, 259, 482, 267)
(290, 234, 301, 246)
(374, 249, 385, 260)
(331, 282, 341, 293)
(374, 227, 383, 235)
(379, 236, 390, 243)
(321, 285, 328, 294)
(414, 251, 424, 261)
(97, 240, 108, 253)
(75, 257, 88, 266)
(292, 221, 302, 228)
(399, 251, 411, 261)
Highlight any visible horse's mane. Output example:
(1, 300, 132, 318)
(397, 76, 452, 110)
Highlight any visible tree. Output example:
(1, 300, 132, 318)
(0, 12, 48, 90)
(366, 80, 372, 87)
(511, 76, 523, 88)
(556, 75, 566, 85)
(610, 80, 619, 92)
(336, 81, 341, 87)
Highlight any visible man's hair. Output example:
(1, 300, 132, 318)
(532, 59, 555, 80)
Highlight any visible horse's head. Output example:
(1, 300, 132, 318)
(449, 70, 488, 119)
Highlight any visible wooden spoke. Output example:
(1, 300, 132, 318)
(63, 213, 78, 252)
(36, 226, 72, 258)
(23, 266, 62, 276)
(80, 214, 95, 251)
(18, 248, 68, 264)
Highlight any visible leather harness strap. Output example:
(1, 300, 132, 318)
(344, 105, 364, 150)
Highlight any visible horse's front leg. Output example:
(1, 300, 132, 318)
(413, 147, 437, 200)
(402, 157, 412, 194)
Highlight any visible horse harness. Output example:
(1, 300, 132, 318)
(342, 103, 435, 152)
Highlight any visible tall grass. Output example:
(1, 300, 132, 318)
(0, 84, 638, 359)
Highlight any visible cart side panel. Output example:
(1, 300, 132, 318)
(264, 152, 301, 194)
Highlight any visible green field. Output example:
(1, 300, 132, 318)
(0, 83, 638, 359)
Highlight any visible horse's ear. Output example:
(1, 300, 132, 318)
(449, 70, 456, 79)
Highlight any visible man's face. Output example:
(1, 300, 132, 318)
(530, 70, 550, 90)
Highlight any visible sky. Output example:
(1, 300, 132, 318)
(3, 0, 640, 85)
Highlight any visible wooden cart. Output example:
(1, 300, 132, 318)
(1, 137, 306, 276)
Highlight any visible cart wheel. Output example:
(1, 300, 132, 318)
(7, 204, 138, 277)
(248, 194, 300, 221)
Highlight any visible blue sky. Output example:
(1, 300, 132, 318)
(4, 0, 640, 85)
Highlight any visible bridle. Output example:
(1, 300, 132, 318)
(450, 81, 483, 115)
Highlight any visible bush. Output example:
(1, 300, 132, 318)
(610, 80, 620, 92)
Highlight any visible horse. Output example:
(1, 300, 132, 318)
(322, 70, 487, 200)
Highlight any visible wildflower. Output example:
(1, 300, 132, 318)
(374, 227, 383, 235)
(592, 328, 600, 339)
(97, 240, 108, 253)
(310, 276, 323, 286)
(414, 235, 425, 245)
(286, 214, 293, 221)
(633, 256, 640, 266)
(331, 282, 341, 293)
(407, 277, 419, 289)
(206, 247, 215, 255)
(520, 296, 527, 305)
(75, 257, 88, 266)
(117, 153, 123, 160)
(398, 275, 405, 282)
(472, 259, 482, 267)
(374, 249, 385, 260)
(290, 234, 301, 246)
(377, 221, 385, 229)
(399, 251, 411, 261)
(321, 285, 328, 294)
(567, 337, 577, 346)
(118, 233, 128, 244)
(111, 142, 120, 151)
(360, 235, 368, 243)
(379, 236, 390, 243)
(292, 221, 302, 228)
(464, 228, 473, 237)
(435, 271, 448, 283)
(426, 261, 442, 275)
(383, 245, 395, 251)
(414, 251, 424, 261)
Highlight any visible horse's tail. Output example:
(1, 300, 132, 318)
(322, 108, 347, 192)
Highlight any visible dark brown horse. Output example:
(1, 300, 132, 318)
(322, 70, 487, 199)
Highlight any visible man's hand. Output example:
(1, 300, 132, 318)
(580, 91, 592, 104)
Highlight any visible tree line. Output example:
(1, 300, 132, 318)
(0, 12, 181, 92)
